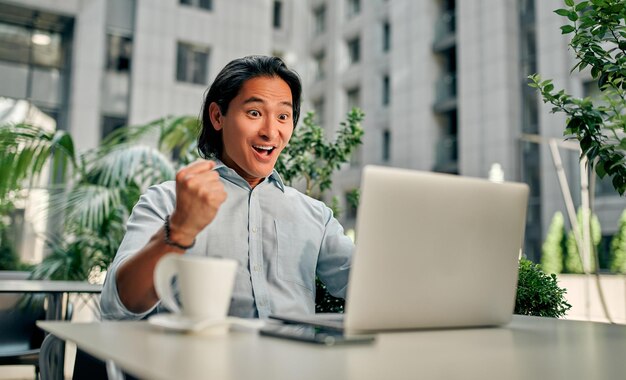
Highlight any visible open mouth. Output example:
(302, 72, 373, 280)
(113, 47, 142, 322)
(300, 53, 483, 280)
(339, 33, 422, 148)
(253, 145, 276, 156)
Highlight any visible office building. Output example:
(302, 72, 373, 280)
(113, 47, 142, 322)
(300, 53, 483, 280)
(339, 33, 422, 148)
(0, 0, 624, 264)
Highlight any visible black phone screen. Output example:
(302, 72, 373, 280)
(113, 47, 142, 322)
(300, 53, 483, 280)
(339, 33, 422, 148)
(259, 323, 375, 345)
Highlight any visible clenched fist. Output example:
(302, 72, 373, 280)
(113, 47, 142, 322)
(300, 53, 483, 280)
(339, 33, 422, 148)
(167, 160, 227, 246)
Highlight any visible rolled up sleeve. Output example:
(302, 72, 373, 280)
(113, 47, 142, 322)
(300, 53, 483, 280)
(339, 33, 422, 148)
(100, 182, 176, 320)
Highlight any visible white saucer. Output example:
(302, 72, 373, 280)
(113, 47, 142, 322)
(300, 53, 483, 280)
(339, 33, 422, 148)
(148, 314, 264, 333)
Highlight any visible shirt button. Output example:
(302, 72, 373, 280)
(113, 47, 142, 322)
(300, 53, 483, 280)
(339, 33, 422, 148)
(254, 265, 261, 272)
(252, 227, 258, 233)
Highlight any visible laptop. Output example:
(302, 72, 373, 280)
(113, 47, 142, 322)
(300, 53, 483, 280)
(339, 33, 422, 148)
(271, 165, 529, 333)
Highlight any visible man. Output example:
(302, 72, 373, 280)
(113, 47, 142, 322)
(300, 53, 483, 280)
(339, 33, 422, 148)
(101, 56, 354, 320)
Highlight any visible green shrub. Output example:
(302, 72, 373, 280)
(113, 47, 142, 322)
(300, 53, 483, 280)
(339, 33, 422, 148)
(515, 259, 572, 318)
(541, 212, 566, 274)
(564, 208, 601, 274)
(610, 210, 626, 273)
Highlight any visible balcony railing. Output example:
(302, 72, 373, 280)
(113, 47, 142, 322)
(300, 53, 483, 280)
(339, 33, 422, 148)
(433, 10, 456, 51)
(433, 135, 458, 174)
(433, 73, 457, 113)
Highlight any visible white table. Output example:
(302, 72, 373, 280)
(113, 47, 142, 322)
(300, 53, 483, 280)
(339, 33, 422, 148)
(38, 315, 626, 380)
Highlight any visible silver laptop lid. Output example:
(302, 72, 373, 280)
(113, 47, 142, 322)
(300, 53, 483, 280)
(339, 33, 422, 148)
(344, 166, 529, 333)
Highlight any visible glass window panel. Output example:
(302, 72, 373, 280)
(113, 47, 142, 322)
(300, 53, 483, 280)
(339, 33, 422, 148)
(346, 0, 361, 19)
(180, 0, 212, 10)
(31, 67, 61, 106)
(0, 61, 28, 99)
(273, 1, 283, 29)
(192, 49, 208, 84)
(106, 34, 132, 72)
(383, 22, 391, 52)
(314, 51, 325, 80)
(199, 0, 212, 10)
(31, 30, 63, 68)
(101, 115, 127, 140)
(347, 87, 360, 110)
(347, 37, 360, 64)
(0, 23, 31, 65)
(382, 75, 390, 106)
(314, 6, 326, 35)
(382, 129, 391, 162)
(176, 42, 209, 85)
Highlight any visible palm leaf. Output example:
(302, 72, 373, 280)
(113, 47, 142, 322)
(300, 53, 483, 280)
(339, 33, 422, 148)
(88, 143, 176, 190)
(61, 184, 125, 233)
(99, 117, 167, 148)
(158, 116, 200, 159)
(0, 123, 77, 198)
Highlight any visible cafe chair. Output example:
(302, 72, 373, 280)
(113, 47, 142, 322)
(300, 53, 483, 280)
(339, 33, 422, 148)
(0, 293, 46, 379)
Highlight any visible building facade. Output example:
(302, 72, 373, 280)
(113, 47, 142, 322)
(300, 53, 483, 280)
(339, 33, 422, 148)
(0, 0, 624, 264)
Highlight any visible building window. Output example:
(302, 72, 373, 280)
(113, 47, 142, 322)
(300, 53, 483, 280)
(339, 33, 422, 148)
(382, 129, 391, 162)
(0, 23, 31, 65)
(106, 34, 132, 72)
(347, 37, 360, 64)
(346, 0, 361, 19)
(179, 0, 212, 11)
(383, 21, 391, 52)
(176, 42, 209, 85)
(347, 87, 360, 110)
(313, 50, 325, 80)
(101, 115, 127, 140)
(382, 75, 390, 106)
(0, 23, 64, 69)
(314, 6, 326, 35)
(347, 87, 361, 111)
(273, 1, 283, 29)
(313, 98, 325, 125)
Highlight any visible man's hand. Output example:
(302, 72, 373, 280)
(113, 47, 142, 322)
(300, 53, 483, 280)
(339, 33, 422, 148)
(168, 160, 226, 245)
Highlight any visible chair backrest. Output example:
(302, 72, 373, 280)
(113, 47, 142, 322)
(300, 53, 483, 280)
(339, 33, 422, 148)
(0, 295, 46, 353)
(0, 272, 46, 354)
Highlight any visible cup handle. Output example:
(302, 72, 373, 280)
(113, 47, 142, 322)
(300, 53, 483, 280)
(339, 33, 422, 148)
(154, 254, 181, 313)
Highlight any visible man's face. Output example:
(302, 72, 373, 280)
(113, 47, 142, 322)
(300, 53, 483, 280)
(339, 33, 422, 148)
(209, 76, 294, 188)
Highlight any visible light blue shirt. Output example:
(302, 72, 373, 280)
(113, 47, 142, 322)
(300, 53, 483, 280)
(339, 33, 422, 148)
(100, 160, 354, 320)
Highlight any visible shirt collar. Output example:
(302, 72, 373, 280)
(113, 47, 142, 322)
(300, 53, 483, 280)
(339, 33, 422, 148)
(212, 158, 285, 192)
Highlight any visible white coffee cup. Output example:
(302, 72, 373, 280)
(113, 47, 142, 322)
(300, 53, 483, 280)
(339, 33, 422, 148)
(154, 254, 238, 320)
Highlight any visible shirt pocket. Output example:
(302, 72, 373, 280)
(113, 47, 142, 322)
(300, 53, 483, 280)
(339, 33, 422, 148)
(275, 220, 318, 293)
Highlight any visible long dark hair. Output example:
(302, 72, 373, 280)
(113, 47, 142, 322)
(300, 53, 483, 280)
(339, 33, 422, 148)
(197, 55, 302, 159)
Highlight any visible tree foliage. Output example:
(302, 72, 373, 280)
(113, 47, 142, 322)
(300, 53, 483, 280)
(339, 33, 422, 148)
(0, 117, 187, 280)
(529, 0, 626, 195)
(275, 109, 364, 197)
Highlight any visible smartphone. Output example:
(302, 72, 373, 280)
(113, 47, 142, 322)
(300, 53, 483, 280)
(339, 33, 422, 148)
(259, 323, 375, 346)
